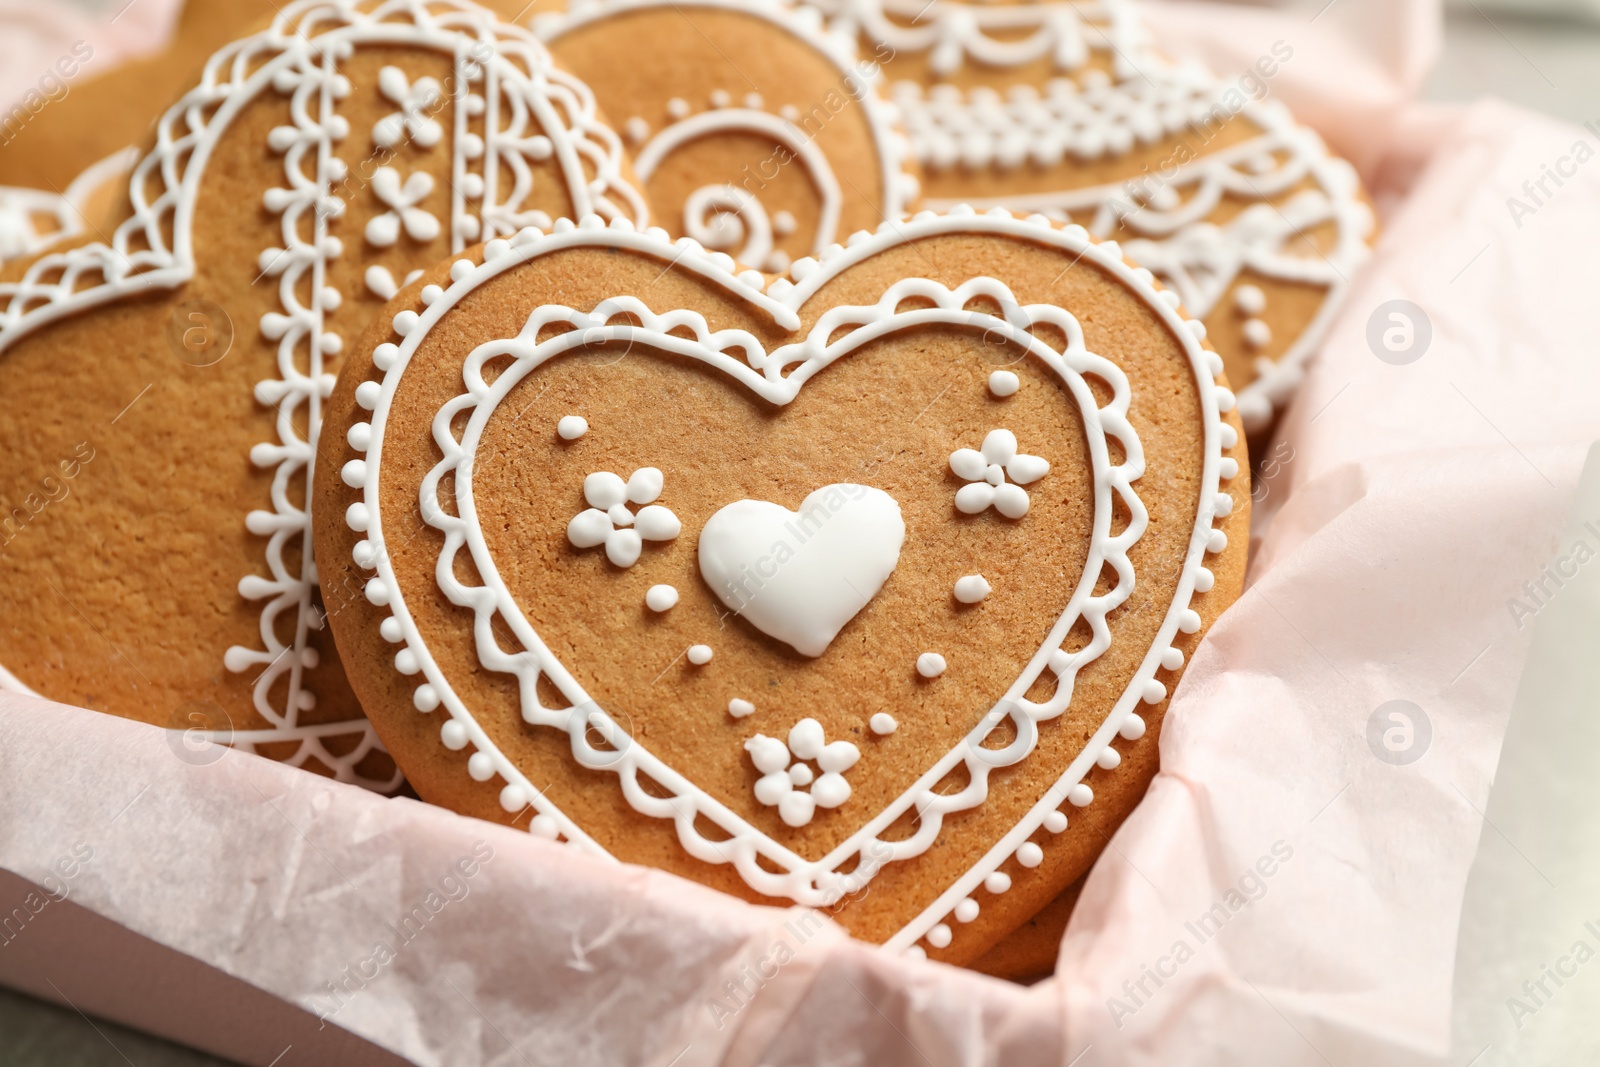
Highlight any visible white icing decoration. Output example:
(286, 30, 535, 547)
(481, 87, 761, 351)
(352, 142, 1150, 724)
(364, 265, 425, 300)
(950, 429, 1049, 518)
(987, 370, 1019, 397)
(831, 0, 1372, 433)
(953, 574, 990, 604)
(744, 718, 859, 826)
(869, 712, 897, 735)
(349, 212, 1232, 942)
(1233, 283, 1266, 316)
(557, 414, 588, 440)
(698, 485, 904, 657)
(537, 0, 915, 273)
(729, 697, 756, 718)
(916, 652, 947, 678)
(365, 167, 441, 247)
(1243, 318, 1272, 349)
(811, 0, 1146, 79)
(0, 148, 136, 265)
(0, 1, 648, 788)
(645, 584, 678, 611)
(567, 468, 680, 567)
(373, 65, 443, 148)
(687, 644, 713, 665)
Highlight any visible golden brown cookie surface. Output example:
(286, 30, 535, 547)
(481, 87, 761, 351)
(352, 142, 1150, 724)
(315, 209, 1247, 963)
(0, 0, 643, 787)
(809, 0, 1374, 436)
(534, 0, 916, 275)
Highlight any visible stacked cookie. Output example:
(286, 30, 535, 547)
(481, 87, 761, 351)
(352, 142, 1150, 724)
(0, 0, 1365, 971)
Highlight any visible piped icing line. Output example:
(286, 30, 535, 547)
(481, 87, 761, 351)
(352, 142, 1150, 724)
(0, 0, 646, 788)
(810, 0, 1371, 433)
(347, 212, 1152, 908)
(534, 0, 919, 270)
(810, 0, 1149, 79)
(0, 148, 138, 266)
(346, 209, 1236, 937)
(0, 0, 644, 355)
(913, 91, 1372, 434)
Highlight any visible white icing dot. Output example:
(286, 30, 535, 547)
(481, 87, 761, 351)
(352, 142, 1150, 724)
(869, 712, 898, 735)
(904, 945, 927, 961)
(1016, 842, 1044, 868)
(557, 415, 588, 440)
(811, 772, 851, 808)
(916, 652, 947, 678)
(773, 210, 796, 236)
(1119, 714, 1147, 741)
(645, 584, 679, 612)
(440, 719, 468, 750)
(1044, 810, 1068, 833)
(984, 872, 1012, 894)
(953, 575, 991, 604)
(666, 97, 690, 119)
(926, 923, 953, 949)
(710, 89, 731, 108)
(467, 752, 494, 781)
(1069, 783, 1094, 807)
(729, 698, 755, 718)
(988, 370, 1020, 397)
(530, 814, 560, 839)
(1096, 748, 1122, 770)
(746, 734, 789, 775)
(499, 784, 527, 812)
(954, 898, 980, 923)
(687, 644, 713, 665)
(1234, 284, 1266, 316)
(1160, 647, 1185, 671)
(788, 763, 815, 787)
(623, 116, 649, 144)
(788, 718, 825, 760)
(1243, 318, 1272, 349)
(778, 791, 815, 827)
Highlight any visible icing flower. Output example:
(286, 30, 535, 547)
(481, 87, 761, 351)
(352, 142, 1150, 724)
(745, 718, 860, 828)
(566, 468, 681, 567)
(949, 429, 1050, 519)
(373, 66, 443, 148)
(365, 167, 440, 247)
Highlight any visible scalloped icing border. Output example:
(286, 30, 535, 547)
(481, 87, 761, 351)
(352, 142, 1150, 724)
(388, 276, 1144, 898)
(0, 0, 646, 789)
(808, 0, 1148, 80)
(342, 208, 1241, 953)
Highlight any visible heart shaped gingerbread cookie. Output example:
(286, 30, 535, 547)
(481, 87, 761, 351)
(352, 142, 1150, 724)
(313, 208, 1248, 962)
(0, 0, 643, 788)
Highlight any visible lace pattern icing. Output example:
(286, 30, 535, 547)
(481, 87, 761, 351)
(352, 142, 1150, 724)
(345, 210, 1240, 950)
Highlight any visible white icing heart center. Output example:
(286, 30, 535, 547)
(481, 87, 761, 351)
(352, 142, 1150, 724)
(698, 485, 904, 657)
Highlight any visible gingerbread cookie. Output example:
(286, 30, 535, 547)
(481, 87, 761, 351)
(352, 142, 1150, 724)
(808, 0, 1373, 435)
(533, 0, 916, 274)
(0, 0, 642, 788)
(313, 208, 1249, 962)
